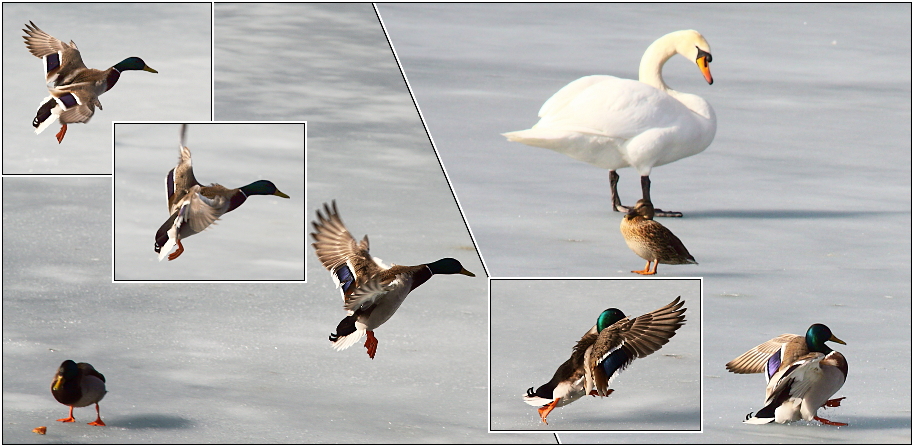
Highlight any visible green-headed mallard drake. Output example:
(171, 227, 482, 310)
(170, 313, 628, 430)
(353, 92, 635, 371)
(51, 360, 107, 426)
(310, 201, 475, 359)
(22, 21, 157, 144)
(524, 297, 686, 424)
(620, 199, 697, 275)
(154, 125, 290, 261)
(503, 30, 715, 217)
(726, 323, 848, 426)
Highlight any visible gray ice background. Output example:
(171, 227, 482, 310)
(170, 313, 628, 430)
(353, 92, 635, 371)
(2, 3, 211, 174)
(490, 279, 701, 431)
(379, 3, 911, 444)
(3, 3, 539, 444)
(113, 123, 306, 281)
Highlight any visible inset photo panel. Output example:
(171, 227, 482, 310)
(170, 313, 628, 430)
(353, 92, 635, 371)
(3, 2, 212, 175)
(490, 277, 701, 432)
(113, 122, 306, 282)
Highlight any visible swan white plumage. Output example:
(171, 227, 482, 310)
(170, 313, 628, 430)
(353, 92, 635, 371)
(503, 30, 716, 217)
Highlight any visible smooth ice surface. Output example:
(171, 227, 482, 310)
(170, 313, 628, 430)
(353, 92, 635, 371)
(2, 3, 211, 174)
(112, 123, 306, 281)
(491, 279, 701, 431)
(379, 3, 911, 443)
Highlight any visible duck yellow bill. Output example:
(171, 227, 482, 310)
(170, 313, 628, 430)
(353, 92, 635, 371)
(829, 334, 846, 345)
(52, 375, 64, 390)
(460, 268, 475, 277)
(274, 190, 290, 198)
(143, 65, 158, 73)
(697, 56, 713, 85)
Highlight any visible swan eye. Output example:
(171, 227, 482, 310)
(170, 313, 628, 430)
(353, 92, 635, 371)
(696, 48, 712, 64)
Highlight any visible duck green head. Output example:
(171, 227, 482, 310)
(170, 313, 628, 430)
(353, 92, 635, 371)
(53, 360, 78, 390)
(596, 308, 626, 332)
(427, 258, 475, 277)
(240, 180, 290, 198)
(805, 323, 845, 354)
(114, 57, 158, 73)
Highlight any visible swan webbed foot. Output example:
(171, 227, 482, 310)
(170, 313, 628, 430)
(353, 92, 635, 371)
(653, 208, 683, 218)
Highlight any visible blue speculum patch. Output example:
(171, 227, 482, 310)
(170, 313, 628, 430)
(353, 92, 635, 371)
(59, 93, 78, 109)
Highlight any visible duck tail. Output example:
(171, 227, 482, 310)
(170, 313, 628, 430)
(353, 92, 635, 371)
(329, 315, 364, 351)
(33, 96, 60, 134)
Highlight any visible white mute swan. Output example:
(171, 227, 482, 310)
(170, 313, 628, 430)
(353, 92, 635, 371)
(503, 30, 716, 217)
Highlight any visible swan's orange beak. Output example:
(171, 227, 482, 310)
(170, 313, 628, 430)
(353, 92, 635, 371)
(697, 55, 713, 85)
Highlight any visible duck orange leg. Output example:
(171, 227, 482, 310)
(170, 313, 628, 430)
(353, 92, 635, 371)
(823, 397, 845, 408)
(814, 415, 847, 426)
(632, 260, 657, 275)
(364, 330, 378, 359)
(57, 406, 76, 423)
(87, 403, 105, 426)
(537, 398, 560, 424)
(55, 124, 67, 144)
(167, 239, 185, 261)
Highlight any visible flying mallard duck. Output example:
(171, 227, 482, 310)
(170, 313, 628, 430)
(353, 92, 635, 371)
(51, 360, 107, 426)
(22, 21, 157, 143)
(726, 323, 848, 426)
(524, 297, 686, 424)
(620, 199, 697, 275)
(154, 125, 290, 261)
(503, 30, 715, 217)
(310, 201, 475, 359)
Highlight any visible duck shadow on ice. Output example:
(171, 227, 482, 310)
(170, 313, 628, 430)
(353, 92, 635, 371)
(681, 209, 904, 220)
(105, 414, 193, 430)
(528, 406, 699, 431)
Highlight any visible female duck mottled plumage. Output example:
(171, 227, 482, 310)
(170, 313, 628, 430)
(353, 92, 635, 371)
(51, 360, 107, 426)
(524, 297, 686, 424)
(22, 21, 157, 143)
(154, 125, 290, 261)
(311, 201, 474, 359)
(726, 324, 848, 426)
(621, 199, 697, 275)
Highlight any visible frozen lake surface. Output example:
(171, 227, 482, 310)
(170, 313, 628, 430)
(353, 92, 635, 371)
(379, 3, 910, 443)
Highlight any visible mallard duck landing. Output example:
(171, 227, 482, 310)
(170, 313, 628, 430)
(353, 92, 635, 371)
(154, 125, 290, 261)
(524, 297, 686, 424)
(311, 201, 474, 359)
(620, 199, 697, 275)
(22, 21, 157, 143)
(503, 30, 715, 217)
(726, 323, 848, 426)
(51, 360, 107, 426)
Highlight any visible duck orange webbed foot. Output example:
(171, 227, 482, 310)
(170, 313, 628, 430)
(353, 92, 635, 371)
(823, 397, 845, 408)
(57, 406, 76, 423)
(364, 330, 378, 359)
(55, 124, 67, 144)
(814, 416, 847, 426)
(537, 398, 560, 425)
(167, 239, 184, 261)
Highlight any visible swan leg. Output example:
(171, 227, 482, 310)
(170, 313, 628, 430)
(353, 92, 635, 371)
(87, 403, 105, 426)
(537, 398, 560, 424)
(609, 170, 631, 213)
(55, 124, 67, 144)
(364, 330, 378, 359)
(814, 416, 847, 426)
(823, 397, 845, 408)
(57, 406, 76, 423)
(640, 176, 682, 218)
(632, 260, 656, 275)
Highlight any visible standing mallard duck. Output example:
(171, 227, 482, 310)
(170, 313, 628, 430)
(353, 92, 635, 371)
(51, 360, 107, 426)
(503, 30, 715, 217)
(154, 125, 290, 261)
(620, 199, 697, 275)
(22, 21, 157, 143)
(310, 201, 475, 359)
(726, 324, 848, 426)
(524, 297, 686, 424)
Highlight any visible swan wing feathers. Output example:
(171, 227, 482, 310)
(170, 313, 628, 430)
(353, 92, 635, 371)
(534, 76, 695, 138)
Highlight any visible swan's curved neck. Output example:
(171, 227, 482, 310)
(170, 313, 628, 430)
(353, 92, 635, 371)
(638, 37, 678, 92)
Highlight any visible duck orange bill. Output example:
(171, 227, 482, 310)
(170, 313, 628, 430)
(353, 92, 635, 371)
(698, 56, 713, 84)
